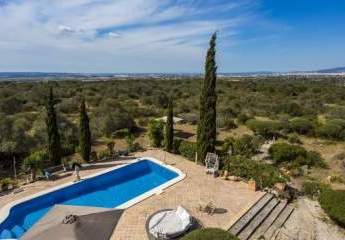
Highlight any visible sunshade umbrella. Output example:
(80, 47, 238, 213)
(22, 205, 124, 240)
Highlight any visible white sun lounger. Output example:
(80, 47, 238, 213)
(148, 206, 192, 239)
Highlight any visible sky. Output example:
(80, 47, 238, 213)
(0, 0, 344, 73)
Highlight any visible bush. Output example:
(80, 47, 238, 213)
(287, 133, 302, 144)
(246, 119, 284, 139)
(178, 141, 197, 160)
(302, 181, 327, 198)
(217, 117, 237, 130)
(112, 128, 130, 138)
(316, 119, 345, 140)
(278, 102, 303, 117)
(148, 120, 164, 147)
(173, 138, 183, 153)
(98, 149, 112, 160)
(319, 188, 345, 228)
(222, 135, 263, 157)
(269, 143, 326, 168)
(269, 143, 307, 164)
(224, 156, 287, 189)
(237, 113, 252, 124)
(0, 178, 17, 191)
(182, 228, 239, 240)
(289, 117, 315, 135)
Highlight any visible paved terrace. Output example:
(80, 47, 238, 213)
(0, 150, 264, 240)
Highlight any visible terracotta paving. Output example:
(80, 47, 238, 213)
(0, 150, 264, 240)
(112, 150, 264, 240)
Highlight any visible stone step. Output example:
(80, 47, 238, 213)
(263, 204, 294, 240)
(238, 198, 280, 240)
(229, 193, 274, 236)
(249, 200, 288, 240)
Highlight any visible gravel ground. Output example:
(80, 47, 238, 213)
(273, 197, 345, 240)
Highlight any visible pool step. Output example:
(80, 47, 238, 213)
(11, 225, 25, 238)
(229, 193, 294, 240)
(0, 229, 13, 239)
(229, 193, 274, 236)
(248, 200, 287, 240)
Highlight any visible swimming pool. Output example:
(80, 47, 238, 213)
(0, 158, 184, 239)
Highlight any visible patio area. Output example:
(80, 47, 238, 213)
(0, 150, 263, 240)
(112, 150, 263, 239)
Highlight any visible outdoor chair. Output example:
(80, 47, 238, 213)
(204, 152, 219, 177)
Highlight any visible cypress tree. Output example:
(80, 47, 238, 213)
(165, 97, 174, 152)
(197, 32, 217, 164)
(45, 87, 61, 165)
(79, 99, 91, 162)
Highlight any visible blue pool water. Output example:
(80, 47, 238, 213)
(0, 160, 179, 239)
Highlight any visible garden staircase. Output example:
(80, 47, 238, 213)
(229, 193, 294, 240)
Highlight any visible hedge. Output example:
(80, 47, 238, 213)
(182, 228, 239, 240)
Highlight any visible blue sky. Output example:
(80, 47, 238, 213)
(0, 0, 344, 73)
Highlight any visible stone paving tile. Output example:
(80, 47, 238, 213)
(112, 150, 264, 240)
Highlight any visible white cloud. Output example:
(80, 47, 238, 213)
(0, 0, 255, 72)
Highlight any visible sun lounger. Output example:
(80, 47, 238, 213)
(146, 206, 194, 239)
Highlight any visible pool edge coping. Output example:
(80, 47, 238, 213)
(0, 157, 186, 228)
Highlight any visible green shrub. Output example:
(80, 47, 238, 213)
(148, 120, 164, 147)
(224, 156, 287, 189)
(178, 141, 197, 160)
(269, 143, 326, 168)
(302, 181, 327, 198)
(218, 118, 237, 130)
(237, 113, 252, 124)
(278, 102, 303, 117)
(173, 138, 183, 153)
(287, 133, 302, 144)
(319, 188, 345, 228)
(98, 149, 111, 160)
(222, 135, 263, 157)
(269, 143, 307, 164)
(246, 119, 284, 139)
(112, 128, 130, 138)
(0, 178, 17, 191)
(182, 228, 239, 240)
(316, 119, 345, 140)
(289, 117, 315, 135)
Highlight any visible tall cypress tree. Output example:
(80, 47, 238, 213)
(45, 87, 61, 165)
(165, 97, 174, 152)
(197, 32, 217, 164)
(79, 99, 91, 162)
